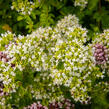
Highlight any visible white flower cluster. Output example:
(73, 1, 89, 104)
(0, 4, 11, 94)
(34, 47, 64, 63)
(92, 29, 109, 46)
(55, 15, 79, 33)
(31, 71, 65, 104)
(11, 0, 35, 15)
(5, 27, 54, 73)
(50, 32, 102, 102)
(74, 0, 88, 8)
(53, 15, 87, 44)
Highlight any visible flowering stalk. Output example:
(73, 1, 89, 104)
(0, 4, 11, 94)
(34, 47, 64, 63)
(93, 43, 108, 65)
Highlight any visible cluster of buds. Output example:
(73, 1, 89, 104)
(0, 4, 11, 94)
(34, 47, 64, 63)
(0, 51, 9, 62)
(24, 99, 75, 109)
(0, 81, 8, 96)
(93, 43, 109, 65)
(24, 102, 47, 109)
(0, 51, 15, 67)
(5, 39, 18, 48)
(49, 99, 75, 109)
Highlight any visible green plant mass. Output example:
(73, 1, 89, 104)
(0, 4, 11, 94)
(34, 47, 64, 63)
(0, 0, 109, 109)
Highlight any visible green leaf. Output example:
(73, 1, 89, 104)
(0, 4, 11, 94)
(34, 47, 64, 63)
(17, 16, 24, 21)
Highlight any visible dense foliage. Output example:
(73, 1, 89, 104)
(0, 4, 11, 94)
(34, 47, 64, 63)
(0, 0, 109, 34)
(0, 0, 109, 109)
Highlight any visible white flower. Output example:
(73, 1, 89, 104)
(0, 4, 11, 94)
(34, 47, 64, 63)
(10, 72, 16, 76)
(57, 73, 60, 77)
(32, 55, 35, 59)
(17, 65, 23, 71)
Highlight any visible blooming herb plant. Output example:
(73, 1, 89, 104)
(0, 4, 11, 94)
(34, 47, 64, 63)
(0, 15, 109, 109)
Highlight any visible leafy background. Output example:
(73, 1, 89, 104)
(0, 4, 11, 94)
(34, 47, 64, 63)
(0, 0, 109, 35)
